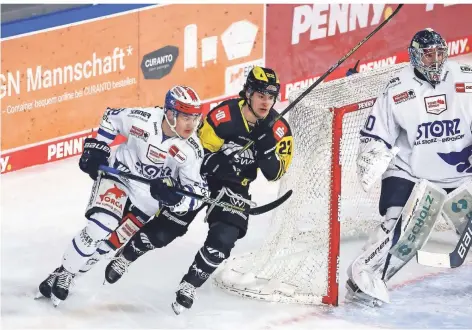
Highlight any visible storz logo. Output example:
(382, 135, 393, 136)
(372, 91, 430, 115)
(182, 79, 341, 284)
(424, 94, 447, 115)
(415, 119, 463, 145)
(141, 46, 179, 79)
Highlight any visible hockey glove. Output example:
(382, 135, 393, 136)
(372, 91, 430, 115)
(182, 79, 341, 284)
(252, 121, 277, 160)
(150, 177, 184, 207)
(79, 138, 111, 180)
(200, 151, 236, 177)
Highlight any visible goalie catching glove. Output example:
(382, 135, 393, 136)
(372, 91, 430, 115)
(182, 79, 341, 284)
(357, 138, 399, 191)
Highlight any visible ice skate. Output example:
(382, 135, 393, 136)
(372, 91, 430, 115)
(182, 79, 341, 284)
(50, 266, 75, 307)
(171, 281, 196, 315)
(345, 278, 383, 307)
(35, 267, 61, 299)
(104, 251, 132, 284)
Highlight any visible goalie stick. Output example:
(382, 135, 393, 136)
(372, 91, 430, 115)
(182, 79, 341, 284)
(98, 165, 292, 216)
(416, 213, 472, 268)
(233, 4, 404, 158)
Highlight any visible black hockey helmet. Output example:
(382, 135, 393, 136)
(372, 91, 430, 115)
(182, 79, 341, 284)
(408, 28, 448, 86)
(240, 66, 280, 99)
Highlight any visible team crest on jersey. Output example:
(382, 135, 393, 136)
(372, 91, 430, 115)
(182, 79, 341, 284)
(393, 89, 416, 104)
(130, 126, 150, 141)
(146, 145, 167, 164)
(424, 94, 447, 115)
(455, 83, 472, 93)
(169, 145, 187, 164)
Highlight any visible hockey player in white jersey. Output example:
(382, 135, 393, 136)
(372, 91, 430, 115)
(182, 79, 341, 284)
(37, 85, 209, 306)
(347, 28, 472, 306)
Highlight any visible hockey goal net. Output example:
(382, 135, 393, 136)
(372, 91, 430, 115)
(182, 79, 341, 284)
(214, 63, 453, 306)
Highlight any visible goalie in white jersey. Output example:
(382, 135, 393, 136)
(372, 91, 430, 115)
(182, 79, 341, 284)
(348, 28, 472, 306)
(37, 85, 209, 306)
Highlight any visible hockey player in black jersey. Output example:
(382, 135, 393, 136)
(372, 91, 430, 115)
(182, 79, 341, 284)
(104, 66, 294, 314)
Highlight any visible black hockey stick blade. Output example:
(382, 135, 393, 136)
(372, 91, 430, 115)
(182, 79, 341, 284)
(417, 213, 472, 268)
(99, 165, 291, 216)
(247, 189, 292, 215)
(234, 4, 404, 157)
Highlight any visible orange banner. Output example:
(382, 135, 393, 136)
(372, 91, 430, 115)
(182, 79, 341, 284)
(137, 4, 264, 106)
(1, 4, 264, 153)
(1, 14, 140, 150)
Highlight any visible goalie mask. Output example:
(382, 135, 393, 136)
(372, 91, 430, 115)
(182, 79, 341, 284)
(164, 85, 202, 139)
(240, 66, 280, 119)
(408, 28, 448, 86)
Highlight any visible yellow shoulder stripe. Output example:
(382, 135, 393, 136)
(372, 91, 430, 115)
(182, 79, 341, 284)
(198, 118, 224, 152)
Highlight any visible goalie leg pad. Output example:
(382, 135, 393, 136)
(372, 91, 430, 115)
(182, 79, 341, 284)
(389, 179, 447, 262)
(441, 179, 472, 236)
(348, 218, 398, 304)
(416, 180, 472, 269)
(349, 178, 447, 303)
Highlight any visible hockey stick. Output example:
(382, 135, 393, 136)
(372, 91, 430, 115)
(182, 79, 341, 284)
(234, 4, 404, 157)
(98, 165, 292, 216)
(416, 213, 472, 268)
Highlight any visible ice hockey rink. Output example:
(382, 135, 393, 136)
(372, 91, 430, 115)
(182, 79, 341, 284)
(2, 54, 472, 330)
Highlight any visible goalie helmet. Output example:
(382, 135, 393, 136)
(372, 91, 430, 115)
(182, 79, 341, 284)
(408, 28, 448, 86)
(164, 85, 202, 139)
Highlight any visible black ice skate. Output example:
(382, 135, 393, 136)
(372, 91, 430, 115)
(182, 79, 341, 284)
(50, 266, 75, 307)
(171, 281, 196, 315)
(345, 278, 383, 307)
(35, 267, 61, 299)
(104, 251, 132, 284)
